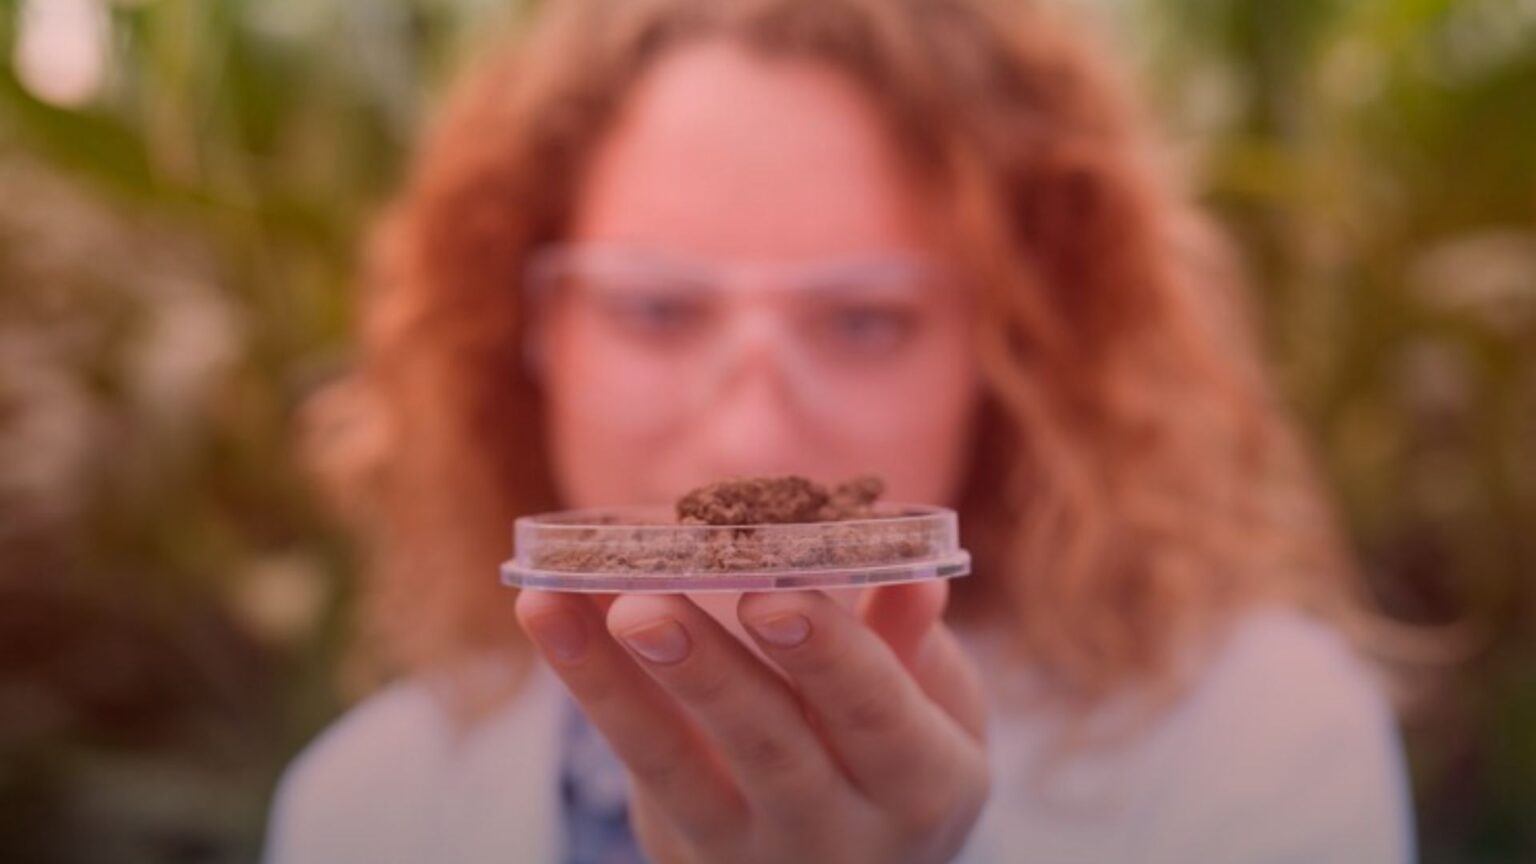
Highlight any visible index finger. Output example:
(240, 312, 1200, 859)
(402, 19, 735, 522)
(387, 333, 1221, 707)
(605, 592, 857, 826)
(737, 590, 986, 815)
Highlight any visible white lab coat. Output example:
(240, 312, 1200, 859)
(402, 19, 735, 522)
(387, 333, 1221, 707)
(263, 606, 1414, 863)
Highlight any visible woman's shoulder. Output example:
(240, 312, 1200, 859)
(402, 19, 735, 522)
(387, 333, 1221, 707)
(973, 605, 1404, 778)
(1203, 605, 1386, 698)
(1176, 606, 1398, 751)
(1129, 606, 1415, 862)
(263, 661, 565, 864)
(277, 677, 454, 804)
(262, 677, 454, 863)
(961, 607, 1413, 863)
(968, 604, 1392, 738)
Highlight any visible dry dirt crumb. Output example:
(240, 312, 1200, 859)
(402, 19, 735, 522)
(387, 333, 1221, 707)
(676, 475, 886, 525)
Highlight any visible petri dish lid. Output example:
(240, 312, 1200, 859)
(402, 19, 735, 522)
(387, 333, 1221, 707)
(501, 504, 970, 593)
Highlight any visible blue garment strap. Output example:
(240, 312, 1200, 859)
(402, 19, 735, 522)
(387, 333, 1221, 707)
(558, 693, 648, 864)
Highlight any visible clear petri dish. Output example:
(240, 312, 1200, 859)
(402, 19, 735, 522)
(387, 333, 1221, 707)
(501, 504, 970, 593)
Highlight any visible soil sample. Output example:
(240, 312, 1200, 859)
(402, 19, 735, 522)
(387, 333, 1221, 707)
(676, 475, 885, 525)
(527, 475, 949, 575)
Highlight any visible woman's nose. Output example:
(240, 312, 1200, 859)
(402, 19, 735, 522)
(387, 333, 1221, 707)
(688, 330, 814, 478)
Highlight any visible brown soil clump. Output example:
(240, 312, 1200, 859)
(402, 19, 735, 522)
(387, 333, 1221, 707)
(676, 475, 884, 525)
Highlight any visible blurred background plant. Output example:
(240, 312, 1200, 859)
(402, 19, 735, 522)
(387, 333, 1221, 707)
(0, 0, 1530, 861)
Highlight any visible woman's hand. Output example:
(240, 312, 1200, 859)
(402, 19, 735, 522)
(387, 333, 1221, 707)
(515, 581, 990, 864)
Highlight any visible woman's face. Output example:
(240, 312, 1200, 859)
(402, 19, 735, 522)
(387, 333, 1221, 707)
(540, 40, 980, 510)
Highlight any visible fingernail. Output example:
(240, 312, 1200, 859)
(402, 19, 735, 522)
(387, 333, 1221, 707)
(526, 610, 587, 663)
(619, 619, 691, 665)
(747, 613, 811, 648)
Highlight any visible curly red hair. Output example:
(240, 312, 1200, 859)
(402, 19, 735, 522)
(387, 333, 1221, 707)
(308, 0, 1364, 711)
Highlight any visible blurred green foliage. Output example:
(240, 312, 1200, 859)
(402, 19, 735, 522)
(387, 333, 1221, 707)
(1131, 1, 1536, 859)
(0, 0, 1531, 862)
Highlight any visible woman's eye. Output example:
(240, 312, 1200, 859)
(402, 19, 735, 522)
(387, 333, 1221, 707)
(600, 289, 709, 343)
(814, 303, 918, 357)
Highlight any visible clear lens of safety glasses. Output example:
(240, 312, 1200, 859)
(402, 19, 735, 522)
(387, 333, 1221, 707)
(522, 245, 959, 422)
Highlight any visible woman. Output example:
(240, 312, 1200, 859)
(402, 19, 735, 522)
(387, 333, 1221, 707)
(265, 0, 1414, 861)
